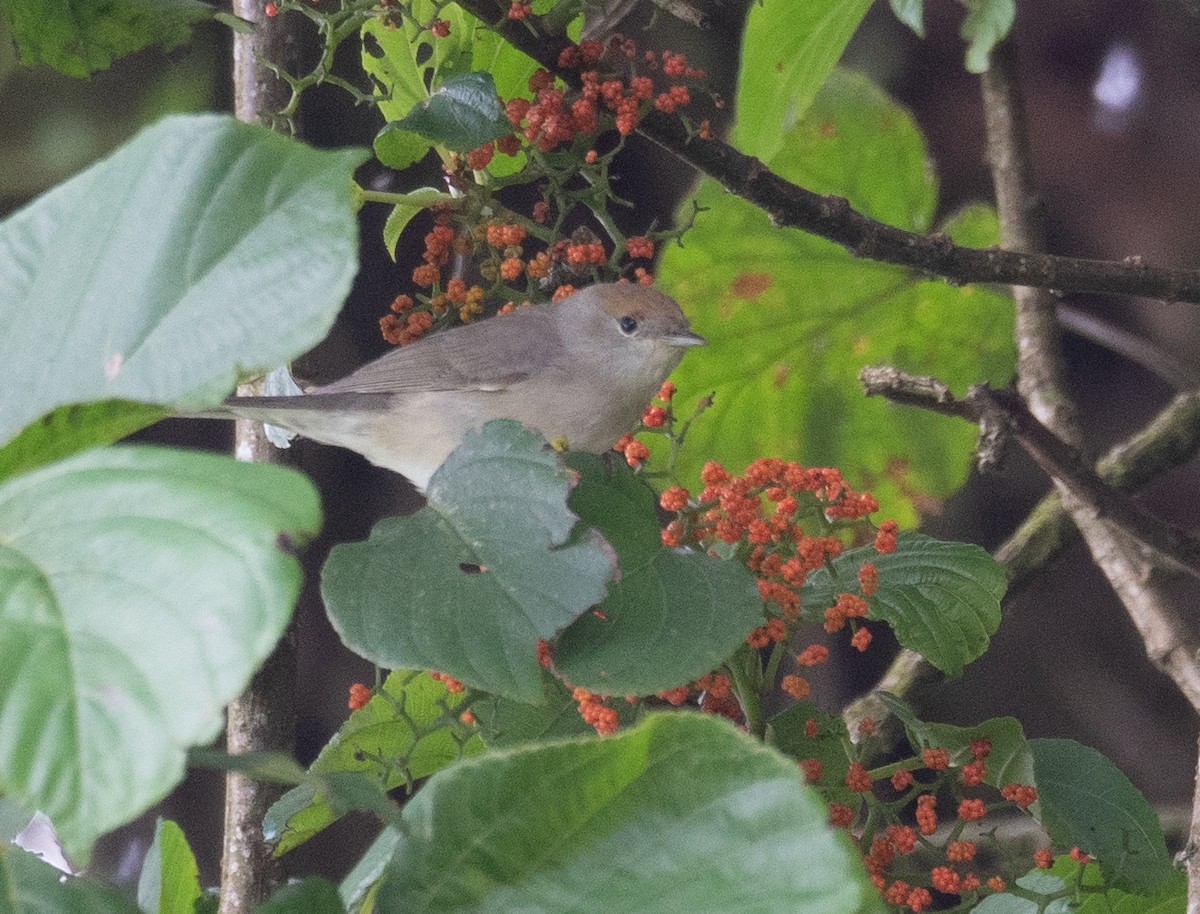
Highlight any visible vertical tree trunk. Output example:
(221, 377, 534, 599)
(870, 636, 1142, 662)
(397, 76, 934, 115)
(220, 4, 302, 912)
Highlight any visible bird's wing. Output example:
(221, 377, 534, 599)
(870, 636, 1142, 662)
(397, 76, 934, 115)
(315, 306, 558, 395)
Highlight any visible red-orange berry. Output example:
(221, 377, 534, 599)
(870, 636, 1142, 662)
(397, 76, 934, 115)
(987, 876, 1005, 892)
(845, 761, 872, 792)
(930, 867, 961, 894)
(799, 758, 822, 784)
(957, 798, 987, 821)
(857, 562, 879, 595)
(850, 627, 872, 652)
(347, 682, 371, 710)
(1070, 847, 1090, 865)
(796, 644, 829, 666)
(891, 769, 914, 791)
(827, 803, 854, 828)
(780, 674, 810, 700)
(923, 747, 950, 771)
(1033, 848, 1053, 869)
(906, 887, 932, 912)
(887, 824, 917, 854)
(264, 1, 278, 15)
(916, 794, 938, 834)
(1000, 783, 1037, 808)
(946, 840, 976, 862)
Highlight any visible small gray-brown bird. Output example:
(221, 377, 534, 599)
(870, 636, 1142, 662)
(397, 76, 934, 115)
(202, 282, 705, 489)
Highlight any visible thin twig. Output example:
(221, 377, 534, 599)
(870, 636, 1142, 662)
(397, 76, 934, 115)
(448, 0, 1200, 306)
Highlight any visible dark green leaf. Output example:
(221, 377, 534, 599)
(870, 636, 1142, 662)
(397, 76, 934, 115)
(1, 0, 211, 77)
(137, 819, 202, 914)
(960, 0, 1016, 73)
(394, 71, 512, 152)
(0, 446, 320, 858)
(370, 713, 872, 914)
(659, 71, 1014, 526)
(768, 702, 857, 808)
(258, 878, 344, 914)
(0, 401, 167, 483)
(802, 533, 1005, 676)
(264, 670, 481, 854)
(734, 0, 875, 162)
(554, 453, 763, 696)
(1030, 738, 1173, 892)
(0, 114, 365, 451)
(323, 421, 614, 703)
(554, 550, 762, 696)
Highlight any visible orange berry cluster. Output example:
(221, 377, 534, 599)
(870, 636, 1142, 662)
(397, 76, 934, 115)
(800, 727, 1051, 910)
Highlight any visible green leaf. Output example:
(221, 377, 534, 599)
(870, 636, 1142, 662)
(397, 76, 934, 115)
(137, 819, 202, 914)
(802, 533, 1005, 676)
(0, 401, 167, 483)
(658, 71, 1014, 526)
(264, 670, 482, 854)
(258, 878, 345, 914)
(368, 713, 871, 913)
(382, 192, 436, 261)
(0, 113, 365, 452)
(0, 445, 321, 858)
(554, 551, 762, 696)
(394, 71, 512, 152)
(1, 0, 211, 77)
(1, 844, 141, 913)
(323, 421, 615, 703)
(768, 702, 857, 808)
(960, 0, 1016, 73)
(888, 0, 924, 36)
(1047, 855, 1186, 914)
(552, 453, 763, 696)
(361, 4, 536, 172)
(733, 0, 874, 161)
(1029, 738, 1174, 892)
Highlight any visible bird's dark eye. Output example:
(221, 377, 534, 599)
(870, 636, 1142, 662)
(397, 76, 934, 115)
(618, 315, 638, 334)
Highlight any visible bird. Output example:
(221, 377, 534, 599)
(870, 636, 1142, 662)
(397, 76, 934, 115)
(199, 282, 705, 490)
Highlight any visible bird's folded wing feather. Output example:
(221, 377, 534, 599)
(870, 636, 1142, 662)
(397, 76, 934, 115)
(314, 306, 557, 394)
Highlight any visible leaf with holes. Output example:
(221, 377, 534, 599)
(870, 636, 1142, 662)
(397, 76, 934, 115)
(802, 532, 1005, 676)
(322, 421, 615, 703)
(264, 671, 481, 855)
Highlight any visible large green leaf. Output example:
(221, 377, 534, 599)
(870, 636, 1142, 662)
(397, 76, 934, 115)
(0, 114, 365, 455)
(659, 70, 1014, 526)
(367, 713, 872, 913)
(1029, 738, 1173, 892)
(264, 670, 482, 855)
(1, 0, 211, 77)
(733, 0, 874, 161)
(0, 446, 321, 858)
(802, 533, 1005, 676)
(323, 421, 615, 703)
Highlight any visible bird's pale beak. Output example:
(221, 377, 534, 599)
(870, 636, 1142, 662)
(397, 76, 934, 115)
(667, 330, 707, 347)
